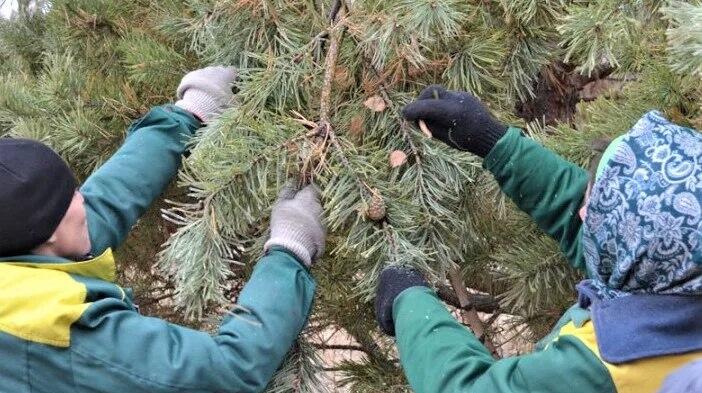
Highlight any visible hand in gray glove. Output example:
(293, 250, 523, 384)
(402, 85, 507, 157)
(264, 185, 325, 267)
(175, 66, 238, 123)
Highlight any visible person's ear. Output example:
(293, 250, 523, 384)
(579, 182, 592, 221)
(44, 233, 58, 246)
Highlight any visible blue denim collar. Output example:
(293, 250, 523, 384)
(578, 281, 702, 364)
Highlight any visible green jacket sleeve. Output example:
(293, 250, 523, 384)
(80, 105, 201, 255)
(483, 128, 588, 271)
(70, 249, 316, 393)
(394, 287, 615, 393)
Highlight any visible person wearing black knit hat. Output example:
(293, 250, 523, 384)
(0, 67, 325, 393)
(0, 138, 88, 258)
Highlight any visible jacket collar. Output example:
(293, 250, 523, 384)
(578, 281, 702, 364)
(0, 248, 117, 282)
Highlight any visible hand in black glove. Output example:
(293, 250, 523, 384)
(402, 85, 507, 157)
(375, 266, 429, 336)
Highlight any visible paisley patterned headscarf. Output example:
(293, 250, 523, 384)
(582, 110, 702, 300)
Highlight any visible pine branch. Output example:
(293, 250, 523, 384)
(263, 338, 332, 393)
(435, 284, 500, 314)
(448, 264, 497, 356)
(319, 22, 344, 123)
(662, 1, 702, 77)
(313, 6, 378, 203)
(313, 343, 367, 352)
(328, 0, 343, 23)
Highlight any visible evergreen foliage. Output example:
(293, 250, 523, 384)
(1, 0, 701, 391)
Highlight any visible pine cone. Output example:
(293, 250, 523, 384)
(366, 192, 386, 221)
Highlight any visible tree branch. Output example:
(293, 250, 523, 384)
(319, 12, 345, 123)
(573, 63, 616, 87)
(328, 0, 343, 22)
(313, 343, 367, 352)
(448, 263, 498, 357)
(138, 292, 176, 306)
(436, 284, 500, 313)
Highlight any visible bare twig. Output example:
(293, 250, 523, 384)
(418, 120, 433, 138)
(328, 0, 344, 22)
(400, 120, 422, 166)
(448, 263, 498, 357)
(323, 367, 347, 372)
(436, 284, 500, 313)
(382, 221, 398, 263)
(309, 21, 371, 193)
(325, 123, 372, 197)
(484, 312, 502, 328)
(319, 20, 344, 123)
(313, 343, 367, 352)
(352, 43, 423, 166)
(308, 6, 375, 197)
(139, 292, 176, 306)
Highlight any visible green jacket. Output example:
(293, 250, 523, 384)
(393, 128, 702, 393)
(0, 106, 315, 393)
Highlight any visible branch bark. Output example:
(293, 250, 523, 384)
(436, 284, 500, 313)
(313, 343, 367, 352)
(319, 25, 343, 123)
(448, 263, 498, 357)
(328, 0, 343, 22)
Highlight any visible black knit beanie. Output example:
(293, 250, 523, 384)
(0, 138, 77, 256)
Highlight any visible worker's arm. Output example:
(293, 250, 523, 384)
(80, 105, 200, 255)
(81, 66, 237, 255)
(393, 287, 615, 393)
(483, 128, 588, 270)
(70, 248, 315, 393)
(73, 182, 324, 393)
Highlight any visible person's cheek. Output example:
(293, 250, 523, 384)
(579, 191, 591, 222)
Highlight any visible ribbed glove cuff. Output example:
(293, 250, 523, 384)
(175, 89, 222, 123)
(264, 224, 315, 267)
(470, 123, 508, 158)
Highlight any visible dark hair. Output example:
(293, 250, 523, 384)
(588, 138, 613, 181)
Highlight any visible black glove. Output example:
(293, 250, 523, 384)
(402, 85, 507, 157)
(375, 266, 429, 336)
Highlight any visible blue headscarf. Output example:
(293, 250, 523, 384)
(578, 110, 702, 363)
(582, 110, 702, 299)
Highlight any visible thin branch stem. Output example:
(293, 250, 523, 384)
(319, 13, 345, 123)
(325, 123, 372, 197)
(382, 222, 398, 262)
(313, 343, 367, 352)
(436, 283, 500, 313)
(448, 263, 498, 357)
(139, 292, 176, 305)
(328, 0, 344, 22)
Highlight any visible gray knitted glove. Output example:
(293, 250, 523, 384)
(175, 66, 237, 123)
(264, 185, 325, 267)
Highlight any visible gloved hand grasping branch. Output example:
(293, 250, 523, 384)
(264, 185, 326, 267)
(375, 266, 429, 336)
(175, 66, 238, 123)
(402, 84, 507, 157)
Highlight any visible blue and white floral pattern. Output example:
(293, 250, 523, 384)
(582, 110, 702, 300)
